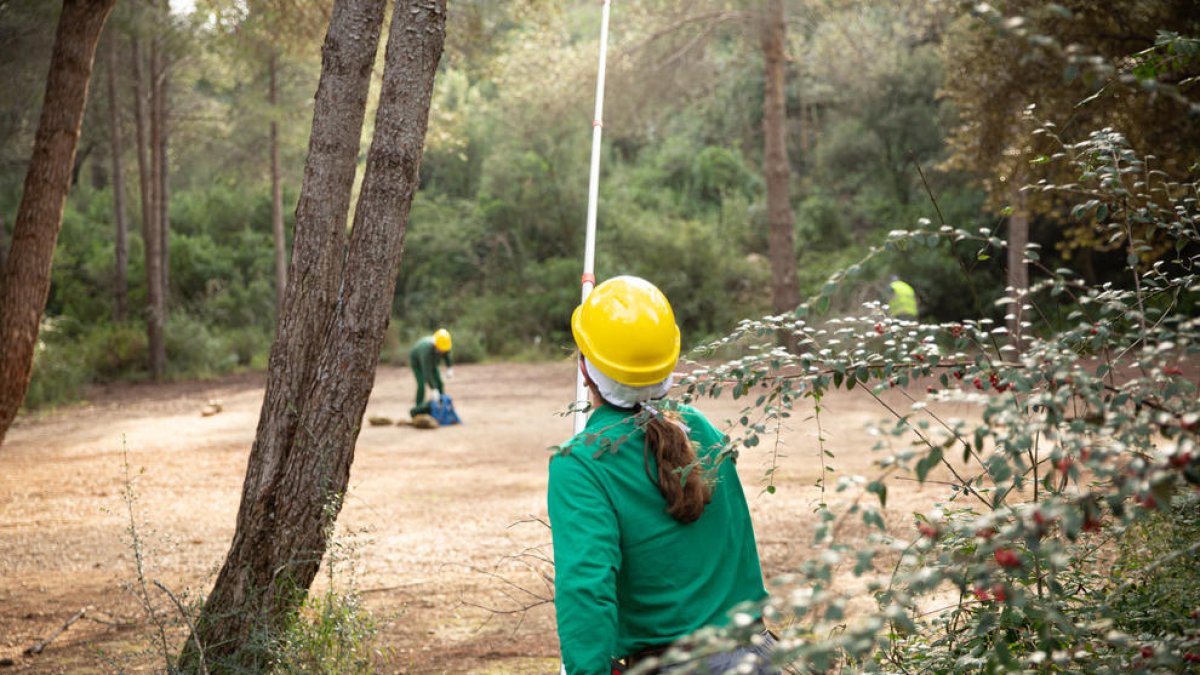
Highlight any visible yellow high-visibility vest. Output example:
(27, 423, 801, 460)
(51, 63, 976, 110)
(889, 280, 918, 318)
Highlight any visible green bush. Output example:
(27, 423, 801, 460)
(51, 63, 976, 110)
(269, 588, 380, 675)
(164, 312, 239, 379)
(24, 326, 88, 411)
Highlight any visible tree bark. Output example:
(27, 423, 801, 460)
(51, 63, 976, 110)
(105, 32, 128, 322)
(0, 0, 116, 447)
(269, 49, 287, 316)
(155, 36, 170, 306)
(132, 35, 164, 380)
(0, 216, 7, 279)
(184, 0, 445, 666)
(760, 0, 800, 349)
(1007, 183, 1029, 353)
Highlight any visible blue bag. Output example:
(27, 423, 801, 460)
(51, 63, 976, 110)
(430, 394, 462, 426)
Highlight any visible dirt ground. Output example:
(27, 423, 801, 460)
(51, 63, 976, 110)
(0, 361, 980, 674)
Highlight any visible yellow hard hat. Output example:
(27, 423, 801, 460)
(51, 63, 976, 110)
(572, 276, 680, 387)
(433, 328, 452, 352)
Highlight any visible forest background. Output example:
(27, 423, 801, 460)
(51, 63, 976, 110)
(0, 0, 1195, 410)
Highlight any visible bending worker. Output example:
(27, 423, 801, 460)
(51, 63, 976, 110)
(549, 276, 773, 674)
(409, 328, 453, 418)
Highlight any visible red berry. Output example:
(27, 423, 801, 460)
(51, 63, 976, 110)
(1170, 452, 1193, 468)
(994, 548, 1021, 568)
(917, 523, 939, 539)
(1090, 326, 1098, 335)
(1164, 366, 1184, 376)
(972, 586, 991, 602)
(973, 377, 983, 390)
(874, 323, 884, 335)
(950, 325, 963, 337)
(991, 583, 1007, 602)
(1140, 645, 1153, 659)
(1185, 652, 1200, 663)
(1033, 511, 1047, 528)
(927, 386, 937, 394)
(1056, 457, 1073, 474)
(1082, 516, 1103, 533)
(915, 353, 926, 362)
(1137, 494, 1158, 510)
(953, 370, 963, 380)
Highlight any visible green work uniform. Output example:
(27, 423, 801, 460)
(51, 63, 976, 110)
(409, 336, 452, 417)
(889, 279, 918, 318)
(548, 403, 767, 675)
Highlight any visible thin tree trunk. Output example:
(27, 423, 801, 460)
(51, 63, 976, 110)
(132, 36, 164, 380)
(269, 49, 287, 316)
(0, 0, 116, 448)
(184, 0, 415, 666)
(155, 42, 170, 305)
(1007, 183, 1029, 353)
(105, 32, 128, 322)
(761, 0, 800, 350)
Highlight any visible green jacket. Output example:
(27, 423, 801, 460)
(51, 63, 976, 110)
(409, 336, 452, 392)
(548, 403, 767, 675)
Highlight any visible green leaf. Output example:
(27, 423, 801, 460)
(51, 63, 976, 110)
(915, 447, 943, 482)
(867, 480, 887, 507)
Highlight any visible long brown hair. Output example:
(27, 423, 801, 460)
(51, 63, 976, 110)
(641, 408, 712, 524)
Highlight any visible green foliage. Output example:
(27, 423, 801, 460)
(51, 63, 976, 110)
(24, 320, 89, 411)
(1108, 498, 1200, 638)
(269, 587, 380, 674)
(674, 125, 1200, 673)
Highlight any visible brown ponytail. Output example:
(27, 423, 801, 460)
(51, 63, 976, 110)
(643, 411, 712, 524)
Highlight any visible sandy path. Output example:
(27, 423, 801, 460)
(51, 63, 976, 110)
(0, 361, 978, 673)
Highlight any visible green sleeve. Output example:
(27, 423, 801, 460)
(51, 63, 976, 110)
(548, 453, 620, 675)
(433, 351, 451, 392)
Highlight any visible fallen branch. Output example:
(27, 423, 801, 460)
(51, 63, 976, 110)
(24, 608, 86, 656)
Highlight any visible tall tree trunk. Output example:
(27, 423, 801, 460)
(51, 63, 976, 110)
(105, 32, 128, 322)
(269, 49, 287, 316)
(155, 40, 170, 305)
(0, 0, 116, 448)
(1007, 183, 1029, 353)
(760, 0, 800, 349)
(185, 0, 445, 665)
(132, 36, 164, 380)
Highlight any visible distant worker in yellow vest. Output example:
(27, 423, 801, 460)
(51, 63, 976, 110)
(888, 277, 918, 319)
(409, 328, 454, 418)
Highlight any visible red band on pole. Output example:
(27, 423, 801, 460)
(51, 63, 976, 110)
(592, 119, 603, 128)
(581, 273, 596, 287)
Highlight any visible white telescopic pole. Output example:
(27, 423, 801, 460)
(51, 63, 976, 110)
(574, 0, 613, 435)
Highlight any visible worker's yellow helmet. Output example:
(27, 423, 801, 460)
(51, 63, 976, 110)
(572, 276, 680, 387)
(433, 328, 452, 352)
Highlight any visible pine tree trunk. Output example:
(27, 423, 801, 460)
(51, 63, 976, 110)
(1007, 183, 1029, 353)
(106, 33, 128, 322)
(184, 0, 445, 665)
(155, 42, 170, 306)
(132, 36, 164, 380)
(761, 0, 800, 350)
(269, 50, 287, 316)
(0, 0, 116, 448)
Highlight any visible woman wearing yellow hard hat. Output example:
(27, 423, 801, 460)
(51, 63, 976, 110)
(408, 328, 453, 420)
(549, 276, 773, 674)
